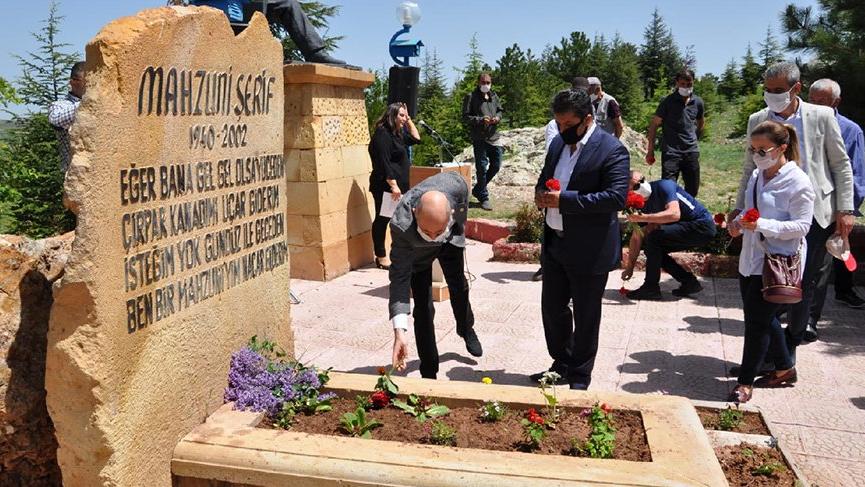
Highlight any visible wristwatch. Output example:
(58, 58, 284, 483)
(838, 210, 855, 216)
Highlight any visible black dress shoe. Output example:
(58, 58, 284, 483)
(729, 361, 776, 377)
(531, 268, 543, 281)
(569, 383, 589, 391)
(671, 279, 703, 297)
(835, 290, 865, 309)
(803, 323, 818, 343)
(626, 285, 663, 301)
(528, 369, 568, 384)
(458, 328, 483, 357)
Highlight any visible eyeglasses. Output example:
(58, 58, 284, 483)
(632, 177, 645, 191)
(747, 146, 779, 157)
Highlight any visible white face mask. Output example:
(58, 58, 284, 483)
(417, 215, 454, 243)
(764, 89, 792, 113)
(753, 150, 780, 170)
(479, 84, 491, 93)
(635, 181, 652, 199)
(678, 87, 693, 97)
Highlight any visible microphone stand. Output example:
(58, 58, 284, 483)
(420, 122, 456, 164)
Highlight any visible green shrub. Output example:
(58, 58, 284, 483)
(510, 202, 543, 243)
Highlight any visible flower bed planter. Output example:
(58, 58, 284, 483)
(491, 237, 540, 263)
(173, 373, 728, 486)
(622, 248, 740, 279)
(691, 400, 810, 487)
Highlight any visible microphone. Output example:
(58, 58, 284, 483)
(418, 120, 433, 132)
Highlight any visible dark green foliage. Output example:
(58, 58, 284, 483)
(0, 77, 19, 107)
(718, 406, 744, 431)
(492, 44, 552, 130)
(429, 421, 456, 446)
(339, 406, 382, 438)
(758, 26, 783, 70)
(413, 49, 452, 166)
(544, 31, 592, 85)
(639, 8, 683, 98)
(364, 68, 389, 134)
(270, 1, 342, 61)
(782, 0, 865, 127)
(718, 59, 744, 101)
(740, 45, 763, 97)
(733, 91, 767, 137)
(603, 36, 644, 126)
(510, 203, 543, 244)
(0, 114, 74, 237)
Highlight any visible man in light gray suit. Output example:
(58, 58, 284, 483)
(388, 172, 483, 379)
(734, 61, 855, 363)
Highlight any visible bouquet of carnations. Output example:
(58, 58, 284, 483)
(624, 191, 646, 237)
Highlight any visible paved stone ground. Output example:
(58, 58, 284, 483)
(291, 240, 865, 487)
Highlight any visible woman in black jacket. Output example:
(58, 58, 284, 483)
(368, 102, 421, 269)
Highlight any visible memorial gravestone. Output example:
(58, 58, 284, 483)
(45, 7, 290, 486)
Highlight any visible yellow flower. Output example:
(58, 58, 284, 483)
(481, 377, 493, 384)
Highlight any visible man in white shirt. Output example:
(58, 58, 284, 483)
(532, 89, 630, 390)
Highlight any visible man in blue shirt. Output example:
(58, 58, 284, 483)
(621, 171, 716, 300)
(806, 79, 865, 340)
(190, 0, 344, 64)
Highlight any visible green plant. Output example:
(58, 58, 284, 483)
(571, 403, 616, 459)
(479, 400, 506, 422)
(538, 371, 561, 425)
(429, 421, 457, 446)
(521, 408, 547, 450)
(393, 394, 450, 423)
(339, 406, 382, 439)
(247, 335, 287, 361)
(717, 405, 744, 431)
(375, 370, 400, 397)
(355, 394, 373, 411)
(741, 447, 755, 457)
(752, 461, 786, 476)
(510, 202, 544, 243)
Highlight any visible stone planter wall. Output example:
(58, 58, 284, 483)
(491, 238, 541, 263)
(172, 373, 728, 487)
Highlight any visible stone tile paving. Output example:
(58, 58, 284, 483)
(290, 240, 865, 486)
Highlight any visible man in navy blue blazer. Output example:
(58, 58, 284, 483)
(531, 89, 630, 390)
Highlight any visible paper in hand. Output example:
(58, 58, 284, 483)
(379, 192, 400, 218)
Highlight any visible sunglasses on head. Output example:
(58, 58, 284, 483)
(632, 177, 645, 191)
(747, 146, 779, 158)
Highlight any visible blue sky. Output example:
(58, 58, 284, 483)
(2, 0, 818, 114)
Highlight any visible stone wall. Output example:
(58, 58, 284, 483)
(283, 64, 376, 281)
(0, 233, 72, 485)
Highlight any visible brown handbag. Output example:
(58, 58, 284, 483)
(753, 181, 803, 304)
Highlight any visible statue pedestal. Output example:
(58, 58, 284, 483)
(283, 64, 376, 281)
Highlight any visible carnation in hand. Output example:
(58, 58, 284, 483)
(713, 213, 727, 228)
(625, 191, 646, 210)
(742, 208, 760, 223)
(545, 178, 561, 191)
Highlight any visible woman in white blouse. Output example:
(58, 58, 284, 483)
(728, 120, 815, 403)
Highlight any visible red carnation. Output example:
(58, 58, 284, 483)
(526, 408, 545, 425)
(600, 403, 612, 414)
(742, 208, 760, 223)
(626, 191, 646, 210)
(370, 390, 390, 409)
(545, 178, 561, 191)
(377, 366, 387, 376)
(714, 213, 726, 226)
(619, 286, 628, 297)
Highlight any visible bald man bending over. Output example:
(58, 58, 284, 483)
(388, 172, 482, 379)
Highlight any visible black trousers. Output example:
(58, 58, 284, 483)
(267, 0, 325, 57)
(783, 220, 835, 353)
(411, 243, 475, 378)
(738, 275, 794, 385)
(643, 219, 716, 287)
(661, 151, 700, 197)
(371, 191, 390, 258)
(541, 233, 609, 387)
(810, 251, 855, 325)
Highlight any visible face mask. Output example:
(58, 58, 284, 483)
(589, 93, 599, 102)
(678, 87, 693, 97)
(753, 148, 781, 170)
(635, 181, 652, 199)
(764, 89, 792, 113)
(560, 119, 587, 145)
(479, 84, 491, 93)
(417, 215, 454, 243)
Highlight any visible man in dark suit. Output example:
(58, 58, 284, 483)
(532, 89, 630, 390)
(388, 172, 483, 379)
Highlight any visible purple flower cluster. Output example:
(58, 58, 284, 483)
(224, 346, 331, 418)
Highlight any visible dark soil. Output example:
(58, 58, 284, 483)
(716, 443, 797, 487)
(264, 397, 651, 461)
(697, 406, 771, 435)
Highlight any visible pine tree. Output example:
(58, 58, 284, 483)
(639, 8, 682, 98)
(0, 77, 18, 107)
(364, 67, 388, 134)
(493, 45, 549, 129)
(270, 2, 343, 61)
(718, 59, 744, 100)
(782, 0, 865, 125)
(14, 0, 79, 109)
(758, 25, 782, 70)
(544, 31, 592, 84)
(739, 44, 762, 96)
(414, 50, 451, 165)
(600, 35, 643, 125)
(587, 35, 610, 77)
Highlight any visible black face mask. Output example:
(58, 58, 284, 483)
(560, 119, 587, 145)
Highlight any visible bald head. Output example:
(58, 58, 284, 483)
(414, 191, 452, 240)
